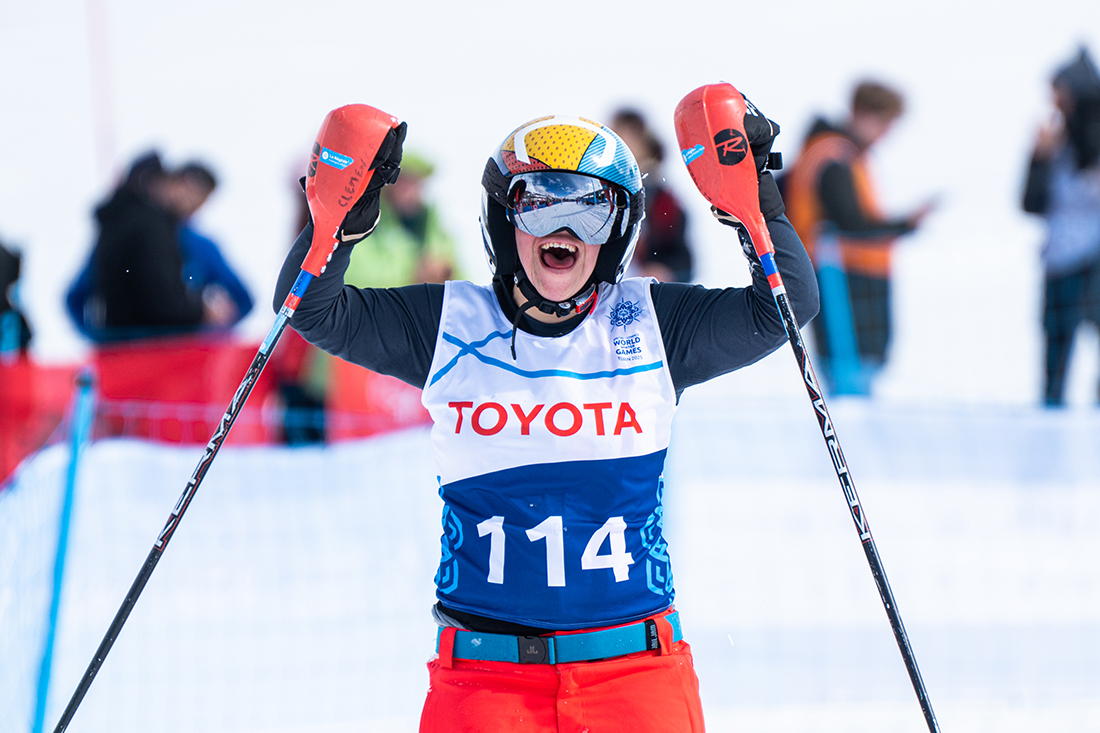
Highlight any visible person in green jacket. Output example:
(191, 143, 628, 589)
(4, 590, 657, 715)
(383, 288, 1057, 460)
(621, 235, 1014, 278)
(344, 150, 462, 288)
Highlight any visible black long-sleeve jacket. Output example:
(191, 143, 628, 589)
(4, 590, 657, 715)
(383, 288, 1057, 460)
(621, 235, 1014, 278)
(273, 215, 819, 400)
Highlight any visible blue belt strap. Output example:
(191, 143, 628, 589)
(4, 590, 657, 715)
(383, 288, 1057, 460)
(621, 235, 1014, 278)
(440, 611, 682, 665)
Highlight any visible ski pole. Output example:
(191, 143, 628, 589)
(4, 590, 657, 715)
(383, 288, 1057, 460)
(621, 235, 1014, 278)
(51, 104, 402, 733)
(50, 286, 297, 733)
(674, 83, 940, 733)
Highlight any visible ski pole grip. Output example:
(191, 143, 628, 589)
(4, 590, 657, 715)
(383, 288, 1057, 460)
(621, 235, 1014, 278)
(300, 104, 401, 278)
(674, 82, 779, 263)
(300, 231, 339, 277)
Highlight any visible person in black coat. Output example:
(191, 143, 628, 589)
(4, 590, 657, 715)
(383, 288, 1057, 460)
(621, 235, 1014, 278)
(1022, 47, 1100, 405)
(90, 152, 234, 340)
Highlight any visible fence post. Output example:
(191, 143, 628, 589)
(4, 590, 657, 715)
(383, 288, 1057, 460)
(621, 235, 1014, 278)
(32, 369, 96, 733)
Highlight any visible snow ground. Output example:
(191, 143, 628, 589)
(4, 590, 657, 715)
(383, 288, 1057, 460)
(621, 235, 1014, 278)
(3, 374, 1098, 733)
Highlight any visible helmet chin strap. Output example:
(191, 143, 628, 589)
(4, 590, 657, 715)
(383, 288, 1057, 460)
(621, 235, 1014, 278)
(507, 269, 599, 360)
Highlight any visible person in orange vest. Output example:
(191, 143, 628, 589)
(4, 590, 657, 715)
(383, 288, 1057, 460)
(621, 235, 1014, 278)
(784, 80, 934, 393)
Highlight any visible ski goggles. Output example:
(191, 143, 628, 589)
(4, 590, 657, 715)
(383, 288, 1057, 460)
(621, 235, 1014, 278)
(506, 171, 627, 245)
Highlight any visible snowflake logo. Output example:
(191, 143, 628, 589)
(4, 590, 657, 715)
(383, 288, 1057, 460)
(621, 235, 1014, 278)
(607, 299, 644, 329)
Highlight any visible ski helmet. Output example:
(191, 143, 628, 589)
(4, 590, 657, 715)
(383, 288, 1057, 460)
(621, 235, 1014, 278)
(480, 115, 645, 289)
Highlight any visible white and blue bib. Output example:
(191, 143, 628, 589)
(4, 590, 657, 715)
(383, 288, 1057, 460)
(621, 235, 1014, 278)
(422, 278, 678, 630)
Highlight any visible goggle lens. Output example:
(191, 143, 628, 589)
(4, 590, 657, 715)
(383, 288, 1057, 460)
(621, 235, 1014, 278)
(508, 172, 623, 245)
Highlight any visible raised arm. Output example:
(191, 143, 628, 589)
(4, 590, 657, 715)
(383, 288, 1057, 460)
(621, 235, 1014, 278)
(273, 224, 442, 388)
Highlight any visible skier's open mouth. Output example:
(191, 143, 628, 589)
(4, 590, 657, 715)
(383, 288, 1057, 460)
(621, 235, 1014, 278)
(540, 242, 577, 270)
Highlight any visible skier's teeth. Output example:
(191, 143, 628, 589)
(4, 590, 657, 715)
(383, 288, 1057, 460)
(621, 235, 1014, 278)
(541, 243, 577, 253)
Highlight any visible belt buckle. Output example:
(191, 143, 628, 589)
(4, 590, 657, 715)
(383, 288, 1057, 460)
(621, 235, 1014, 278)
(517, 635, 551, 664)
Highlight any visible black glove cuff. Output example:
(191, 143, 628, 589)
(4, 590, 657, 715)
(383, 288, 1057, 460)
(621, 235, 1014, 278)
(712, 206, 766, 279)
(337, 195, 381, 244)
(758, 172, 785, 221)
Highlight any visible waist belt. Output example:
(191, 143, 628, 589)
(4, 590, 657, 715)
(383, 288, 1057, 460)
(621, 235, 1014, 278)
(438, 611, 682, 665)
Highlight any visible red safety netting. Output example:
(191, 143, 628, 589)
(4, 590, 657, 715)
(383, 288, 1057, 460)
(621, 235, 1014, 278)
(0, 334, 432, 486)
(0, 357, 79, 485)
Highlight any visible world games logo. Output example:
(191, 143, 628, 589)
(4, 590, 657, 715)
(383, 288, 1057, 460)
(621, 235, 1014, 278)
(608, 299, 644, 329)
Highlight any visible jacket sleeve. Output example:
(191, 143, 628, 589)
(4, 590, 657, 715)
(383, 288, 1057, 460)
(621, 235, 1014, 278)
(180, 227, 254, 320)
(653, 214, 819, 397)
(1021, 153, 1051, 215)
(818, 161, 914, 238)
(272, 224, 443, 388)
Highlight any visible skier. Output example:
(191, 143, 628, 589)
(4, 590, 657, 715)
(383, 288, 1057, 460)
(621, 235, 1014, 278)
(274, 102, 818, 731)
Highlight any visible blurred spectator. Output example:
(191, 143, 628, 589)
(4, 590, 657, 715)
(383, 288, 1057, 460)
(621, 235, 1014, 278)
(610, 108, 694, 282)
(343, 150, 461, 288)
(264, 163, 333, 445)
(70, 152, 240, 342)
(269, 327, 328, 445)
(275, 150, 459, 445)
(1022, 47, 1100, 406)
(0, 240, 32, 362)
(785, 80, 934, 394)
(175, 163, 253, 317)
(68, 160, 252, 342)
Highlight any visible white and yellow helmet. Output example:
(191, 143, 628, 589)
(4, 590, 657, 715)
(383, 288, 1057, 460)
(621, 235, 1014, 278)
(481, 115, 645, 286)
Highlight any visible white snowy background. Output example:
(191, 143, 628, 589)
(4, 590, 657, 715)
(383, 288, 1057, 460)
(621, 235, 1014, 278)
(1, 0, 1098, 406)
(2, 1, 1100, 732)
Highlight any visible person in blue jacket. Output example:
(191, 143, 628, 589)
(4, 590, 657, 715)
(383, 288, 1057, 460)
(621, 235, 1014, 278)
(67, 157, 251, 342)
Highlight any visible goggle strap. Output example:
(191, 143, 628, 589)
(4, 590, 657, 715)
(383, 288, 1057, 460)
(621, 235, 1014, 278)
(482, 157, 512, 208)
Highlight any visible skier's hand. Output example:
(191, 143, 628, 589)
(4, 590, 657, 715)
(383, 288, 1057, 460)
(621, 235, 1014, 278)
(336, 121, 407, 243)
(741, 95, 785, 221)
(711, 205, 764, 277)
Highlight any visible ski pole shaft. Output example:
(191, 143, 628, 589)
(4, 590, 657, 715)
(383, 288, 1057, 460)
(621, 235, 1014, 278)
(746, 227, 940, 733)
(53, 100, 399, 732)
(50, 268, 317, 733)
(674, 82, 938, 732)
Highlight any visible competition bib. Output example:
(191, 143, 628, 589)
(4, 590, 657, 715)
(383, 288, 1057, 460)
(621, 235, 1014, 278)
(422, 279, 678, 629)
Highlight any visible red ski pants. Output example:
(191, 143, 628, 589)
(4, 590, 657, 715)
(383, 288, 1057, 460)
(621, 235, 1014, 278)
(419, 613, 705, 732)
